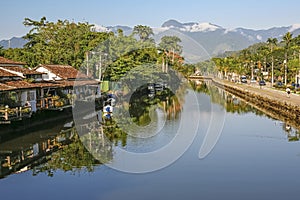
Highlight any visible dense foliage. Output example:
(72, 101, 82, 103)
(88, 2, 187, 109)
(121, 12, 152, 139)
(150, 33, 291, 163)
(197, 32, 300, 86)
(1, 17, 191, 80)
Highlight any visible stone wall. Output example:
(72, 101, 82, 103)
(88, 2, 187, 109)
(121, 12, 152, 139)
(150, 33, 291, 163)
(212, 79, 300, 129)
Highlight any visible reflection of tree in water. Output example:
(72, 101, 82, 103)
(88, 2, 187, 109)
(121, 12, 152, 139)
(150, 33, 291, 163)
(114, 64, 185, 128)
(190, 80, 300, 142)
(128, 85, 182, 126)
(32, 124, 127, 177)
(32, 131, 101, 177)
(190, 80, 260, 114)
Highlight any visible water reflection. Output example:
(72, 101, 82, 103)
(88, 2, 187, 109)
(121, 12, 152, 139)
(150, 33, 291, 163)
(282, 122, 300, 142)
(190, 79, 300, 142)
(0, 123, 77, 178)
(0, 79, 186, 179)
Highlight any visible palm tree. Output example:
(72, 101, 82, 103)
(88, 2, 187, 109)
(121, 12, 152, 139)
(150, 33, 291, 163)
(283, 32, 293, 85)
(283, 32, 293, 51)
(267, 38, 278, 51)
(267, 37, 278, 86)
(132, 25, 154, 42)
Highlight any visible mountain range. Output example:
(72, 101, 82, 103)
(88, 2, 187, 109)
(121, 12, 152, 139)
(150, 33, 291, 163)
(2, 19, 300, 61)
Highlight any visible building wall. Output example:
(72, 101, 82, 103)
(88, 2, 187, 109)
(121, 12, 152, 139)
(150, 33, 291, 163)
(21, 89, 37, 112)
(35, 66, 62, 81)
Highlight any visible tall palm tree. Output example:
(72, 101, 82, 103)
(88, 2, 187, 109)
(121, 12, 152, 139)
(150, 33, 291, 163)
(283, 32, 293, 51)
(282, 32, 293, 85)
(267, 37, 278, 86)
(267, 37, 278, 52)
(132, 25, 154, 42)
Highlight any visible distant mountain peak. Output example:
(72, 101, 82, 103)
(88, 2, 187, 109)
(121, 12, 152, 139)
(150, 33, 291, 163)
(161, 19, 223, 32)
(289, 24, 300, 32)
(183, 22, 223, 32)
(161, 19, 185, 28)
(92, 24, 109, 32)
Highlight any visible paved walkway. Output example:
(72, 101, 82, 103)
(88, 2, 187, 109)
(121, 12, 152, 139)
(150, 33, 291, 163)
(218, 79, 300, 107)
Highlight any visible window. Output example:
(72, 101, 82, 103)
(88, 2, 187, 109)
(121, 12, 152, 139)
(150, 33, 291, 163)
(27, 91, 35, 101)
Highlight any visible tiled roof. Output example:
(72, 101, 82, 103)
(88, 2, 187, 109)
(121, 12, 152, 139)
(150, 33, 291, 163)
(0, 68, 19, 77)
(4, 80, 39, 89)
(39, 64, 88, 80)
(56, 80, 99, 87)
(0, 80, 62, 91)
(1, 66, 43, 75)
(0, 56, 26, 65)
(0, 83, 14, 91)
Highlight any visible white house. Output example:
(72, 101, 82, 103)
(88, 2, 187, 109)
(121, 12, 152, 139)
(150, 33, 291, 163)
(35, 64, 100, 100)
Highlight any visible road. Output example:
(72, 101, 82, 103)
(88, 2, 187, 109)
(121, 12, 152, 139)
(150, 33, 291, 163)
(217, 79, 300, 107)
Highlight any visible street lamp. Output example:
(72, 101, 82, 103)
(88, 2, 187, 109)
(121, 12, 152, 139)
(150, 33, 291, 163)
(250, 60, 254, 80)
(284, 59, 287, 86)
(271, 56, 274, 87)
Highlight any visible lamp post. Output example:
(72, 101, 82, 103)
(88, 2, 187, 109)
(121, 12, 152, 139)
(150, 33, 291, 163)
(284, 59, 287, 86)
(271, 56, 274, 87)
(251, 60, 254, 80)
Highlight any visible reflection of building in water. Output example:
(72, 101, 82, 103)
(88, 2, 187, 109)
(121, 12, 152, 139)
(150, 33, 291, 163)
(0, 120, 116, 179)
(0, 126, 76, 178)
(79, 123, 114, 164)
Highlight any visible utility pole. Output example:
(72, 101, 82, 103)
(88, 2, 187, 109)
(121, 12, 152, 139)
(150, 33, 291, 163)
(271, 55, 274, 86)
(86, 52, 89, 76)
(99, 53, 102, 81)
(298, 49, 300, 85)
(251, 60, 254, 80)
(284, 59, 287, 86)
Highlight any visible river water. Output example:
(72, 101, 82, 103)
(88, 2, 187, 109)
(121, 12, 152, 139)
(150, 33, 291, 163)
(1, 81, 300, 200)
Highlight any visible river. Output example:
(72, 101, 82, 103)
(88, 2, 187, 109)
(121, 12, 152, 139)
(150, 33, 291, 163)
(1, 80, 300, 200)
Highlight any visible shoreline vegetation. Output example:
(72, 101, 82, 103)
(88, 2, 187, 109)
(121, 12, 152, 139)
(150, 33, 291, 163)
(191, 76, 300, 130)
(1, 17, 300, 132)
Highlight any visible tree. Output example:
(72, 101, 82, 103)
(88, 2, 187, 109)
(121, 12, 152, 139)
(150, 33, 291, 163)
(132, 25, 154, 42)
(0, 45, 4, 56)
(267, 37, 278, 85)
(282, 32, 293, 84)
(158, 36, 182, 54)
(22, 17, 109, 68)
(267, 37, 278, 52)
(283, 32, 293, 51)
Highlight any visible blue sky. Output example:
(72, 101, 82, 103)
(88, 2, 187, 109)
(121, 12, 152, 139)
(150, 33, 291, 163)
(1, 0, 300, 39)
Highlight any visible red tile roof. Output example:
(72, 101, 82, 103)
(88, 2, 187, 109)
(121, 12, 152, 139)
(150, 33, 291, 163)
(1, 66, 43, 75)
(0, 83, 14, 91)
(0, 68, 20, 77)
(39, 64, 88, 80)
(0, 80, 62, 91)
(4, 80, 39, 90)
(0, 56, 26, 65)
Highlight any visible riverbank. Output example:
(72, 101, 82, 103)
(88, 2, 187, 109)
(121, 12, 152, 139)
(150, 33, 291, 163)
(211, 78, 300, 129)
(0, 108, 73, 142)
